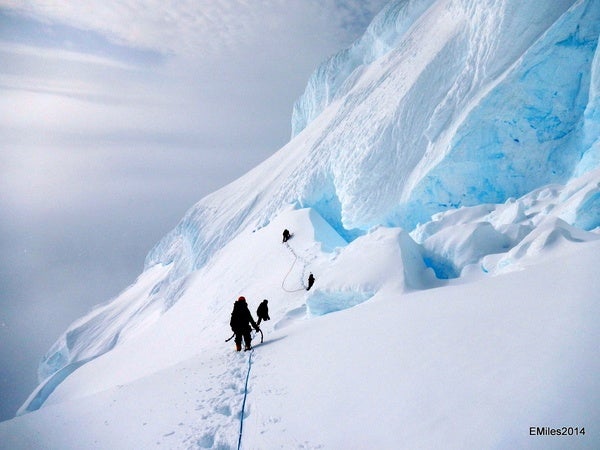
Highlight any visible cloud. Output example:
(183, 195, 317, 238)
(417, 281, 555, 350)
(1, 1, 388, 56)
(0, 42, 139, 69)
(0, 1, 391, 145)
(0, 0, 390, 421)
(0, 1, 384, 140)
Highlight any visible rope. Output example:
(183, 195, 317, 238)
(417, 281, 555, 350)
(281, 242, 307, 292)
(237, 349, 254, 450)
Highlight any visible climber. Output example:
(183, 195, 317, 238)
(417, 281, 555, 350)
(256, 299, 270, 326)
(282, 229, 291, 243)
(230, 296, 260, 351)
(307, 273, 315, 291)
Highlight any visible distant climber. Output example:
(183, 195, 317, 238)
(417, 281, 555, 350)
(307, 273, 315, 291)
(256, 299, 270, 326)
(230, 296, 260, 351)
(282, 229, 291, 243)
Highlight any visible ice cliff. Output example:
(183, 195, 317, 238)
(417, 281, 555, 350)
(143, 0, 599, 282)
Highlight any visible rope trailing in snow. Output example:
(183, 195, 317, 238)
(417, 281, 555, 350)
(237, 349, 254, 450)
(281, 242, 308, 292)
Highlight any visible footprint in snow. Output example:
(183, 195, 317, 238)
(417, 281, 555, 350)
(214, 403, 232, 417)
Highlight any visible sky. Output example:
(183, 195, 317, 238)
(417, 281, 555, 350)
(0, 0, 389, 422)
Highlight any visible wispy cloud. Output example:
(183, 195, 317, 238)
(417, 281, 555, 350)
(1, 1, 303, 57)
(0, 1, 388, 58)
(0, 41, 139, 70)
(0, 1, 388, 146)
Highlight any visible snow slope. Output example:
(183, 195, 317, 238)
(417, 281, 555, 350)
(2, 0, 600, 448)
(31, 0, 600, 390)
(1, 198, 599, 449)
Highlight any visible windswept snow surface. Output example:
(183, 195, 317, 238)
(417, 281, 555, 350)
(35, 0, 600, 388)
(2, 0, 600, 448)
(1, 199, 599, 449)
(148, 0, 600, 287)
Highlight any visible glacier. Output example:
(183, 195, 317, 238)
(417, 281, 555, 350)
(143, 0, 600, 284)
(10, 1, 600, 443)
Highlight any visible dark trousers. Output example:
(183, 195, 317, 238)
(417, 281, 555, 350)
(234, 330, 252, 350)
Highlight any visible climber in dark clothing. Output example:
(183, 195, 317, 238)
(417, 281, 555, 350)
(230, 296, 260, 351)
(256, 299, 270, 326)
(307, 273, 315, 291)
(282, 229, 290, 243)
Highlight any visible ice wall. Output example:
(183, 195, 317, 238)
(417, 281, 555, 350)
(291, 0, 437, 137)
(148, 0, 600, 281)
(390, 0, 600, 226)
(576, 34, 600, 175)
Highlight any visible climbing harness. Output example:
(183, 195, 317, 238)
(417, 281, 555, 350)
(237, 348, 254, 450)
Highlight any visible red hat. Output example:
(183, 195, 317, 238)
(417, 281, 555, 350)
(238, 296, 246, 302)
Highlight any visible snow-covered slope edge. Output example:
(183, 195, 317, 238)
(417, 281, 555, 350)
(15, 0, 600, 426)
(16, 167, 600, 419)
(1, 202, 598, 448)
(145, 0, 600, 279)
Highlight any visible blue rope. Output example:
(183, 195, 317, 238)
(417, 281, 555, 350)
(237, 349, 254, 450)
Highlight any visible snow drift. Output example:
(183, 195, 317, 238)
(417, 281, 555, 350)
(2, 0, 600, 448)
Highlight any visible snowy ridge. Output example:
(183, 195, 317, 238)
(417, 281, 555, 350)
(2, 179, 599, 448)
(2, 0, 600, 447)
(31, 0, 600, 408)
(19, 264, 172, 416)
(19, 167, 600, 421)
